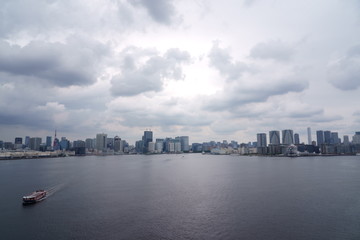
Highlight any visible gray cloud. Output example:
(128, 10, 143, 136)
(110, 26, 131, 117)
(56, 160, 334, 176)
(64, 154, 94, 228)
(111, 47, 190, 96)
(0, 0, 136, 38)
(204, 78, 308, 112)
(208, 42, 249, 81)
(328, 44, 360, 90)
(250, 40, 294, 62)
(129, 0, 177, 25)
(0, 39, 107, 87)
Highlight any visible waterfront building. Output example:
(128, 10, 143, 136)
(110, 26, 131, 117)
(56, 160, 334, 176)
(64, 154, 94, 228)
(257, 133, 267, 147)
(257, 133, 267, 154)
(85, 138, 95, 150)
(73, 140, 86, 155)
(60, 137, 70, 150)
(142, 130, 153, 153)
(14, 137, 23, 150)
(331, 132, 339, 144)
(294, 133, 300, 145)
(282, 129, 294, 145)
(29, 137, 42, 151)
(269, 130, 280, 145)
(353, 132, 360, 144)
(174, 141, 181, 152)
(167, 141, 175, 153)
(148, 142, 155, 153)
(178, 136, 190, 152)
(155, 139, 164, 153)
(324, 131, 331, 144)
(107, 138, 114, 150)
(343, 135, 350, 145)
(114, 136, 122, 152)
(316, 130, 324, 146)
(15, 137, 22, 144)
(46, 136, 52, 148)
(25, 136, 30, 147)
(135, 140, 144, 153)
(307, 127, 312, 145)
(96, 133, 107, 152)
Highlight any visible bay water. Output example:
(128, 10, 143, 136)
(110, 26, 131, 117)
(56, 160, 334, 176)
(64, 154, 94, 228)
(1, 154, 360, 239)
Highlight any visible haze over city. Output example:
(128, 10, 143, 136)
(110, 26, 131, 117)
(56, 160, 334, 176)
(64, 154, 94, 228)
(1, 0, 360, 143)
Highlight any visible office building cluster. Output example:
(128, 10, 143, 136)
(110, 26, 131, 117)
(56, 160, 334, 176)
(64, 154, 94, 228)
(255, 128, 360, 155)
(1, 128, 360, 157)
(135, 130, 190, 154)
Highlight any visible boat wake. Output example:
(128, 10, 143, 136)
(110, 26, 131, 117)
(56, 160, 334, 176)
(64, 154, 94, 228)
(44, 183, 66, 199)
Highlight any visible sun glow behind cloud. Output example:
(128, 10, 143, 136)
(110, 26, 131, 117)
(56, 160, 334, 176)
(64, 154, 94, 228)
(0, 0, 360, 143)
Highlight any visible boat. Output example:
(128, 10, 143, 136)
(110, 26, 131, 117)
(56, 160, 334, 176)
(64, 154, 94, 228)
(23, 190, 47, 204)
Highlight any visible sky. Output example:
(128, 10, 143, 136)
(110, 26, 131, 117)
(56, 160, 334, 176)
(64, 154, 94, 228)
(0, 0, 360, 144)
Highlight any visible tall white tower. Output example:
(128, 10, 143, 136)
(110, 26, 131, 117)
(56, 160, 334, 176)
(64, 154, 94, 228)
(307, 127, 312, 145)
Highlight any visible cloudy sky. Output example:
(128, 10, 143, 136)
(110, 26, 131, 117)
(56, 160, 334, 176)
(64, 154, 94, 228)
(1, 0, 360, 144)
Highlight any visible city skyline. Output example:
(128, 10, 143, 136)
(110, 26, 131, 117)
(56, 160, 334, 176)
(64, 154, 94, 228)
(1, 127, 359, 147)
(1, 1, 360, 143)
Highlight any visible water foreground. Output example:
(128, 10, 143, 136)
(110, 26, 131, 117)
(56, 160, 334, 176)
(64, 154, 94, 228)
(1, 154, 360, 240)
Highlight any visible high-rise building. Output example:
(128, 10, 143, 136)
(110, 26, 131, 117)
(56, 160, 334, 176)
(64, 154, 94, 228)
(331, 132, 339, 144)
(269, 130, 280, 145)
(178, 136, 189, 152)
(282, 129, 294, 145)
(46, 136, 52, 147)
(148, 142, 155, 153)
(29, 137, 42, 151)
(60, 137, 70, 150)
(85, 138, 95, 150)
(257, 133, 267, 147)
(114, 136, 122, 152)
(353, 132, 360, 144)
(142, 130, 153, 153)
(25, 136, 30, 147)
(316, 130, 324, 146)
(307, 127, 312, 145)
(324, 131, 331, 144)
(343, 135, 350, 145)
(294, 133, 300, 145)
(15, 137, 22, 144)
(107, 138, 114, 150)
(96, 133, 107, 151)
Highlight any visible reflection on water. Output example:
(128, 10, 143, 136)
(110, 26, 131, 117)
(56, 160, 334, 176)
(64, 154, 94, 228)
(1, 154, 360, 240)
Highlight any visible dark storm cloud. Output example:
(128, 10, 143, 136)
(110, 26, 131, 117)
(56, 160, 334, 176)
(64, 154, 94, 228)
(0, 39, 107, 87)
(129, 0, 177, 25)
(111, 47, 190, 96)
(208, 42, 249, 81)
(328, 44, 360, 90)
(249, 40, 294, 62)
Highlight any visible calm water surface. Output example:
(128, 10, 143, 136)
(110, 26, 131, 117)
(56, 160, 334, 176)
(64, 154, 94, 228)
(1, 154, 360, 240)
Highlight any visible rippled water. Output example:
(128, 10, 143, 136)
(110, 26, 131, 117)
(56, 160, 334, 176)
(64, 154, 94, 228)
(1, 154, 360, 239)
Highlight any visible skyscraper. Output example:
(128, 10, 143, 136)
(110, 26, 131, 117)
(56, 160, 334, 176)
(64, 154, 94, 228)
(269, 130, 280, 145)
(307, 127, 312, 145)
(96, 133, 107, 151)
(142, 130, 153, 153)
(331, 132, 339, 144)
(294, 133, 300, 145)
(324, 131, 331, 144)
(316, 130, 324, 146)
(257, 133, 267, 147)
(46, 136, 52, 147)
(29, 137, 42, 151)
(15, 137, 22, 144)
(282, 129, 294, 145)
